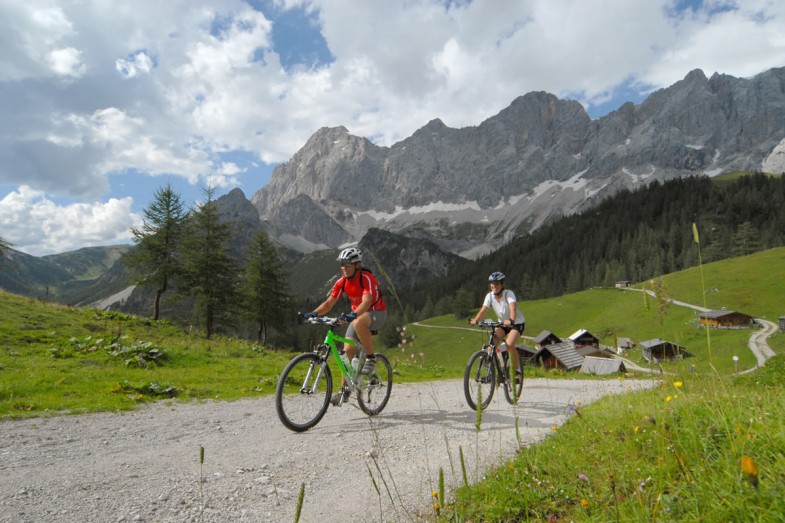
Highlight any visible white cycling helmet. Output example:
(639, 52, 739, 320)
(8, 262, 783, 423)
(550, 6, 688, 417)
(488, 271, 506, 283)
(337, 247, 362, 263)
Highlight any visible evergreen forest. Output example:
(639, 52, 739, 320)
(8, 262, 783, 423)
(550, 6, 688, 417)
(399, 173, 785, 321)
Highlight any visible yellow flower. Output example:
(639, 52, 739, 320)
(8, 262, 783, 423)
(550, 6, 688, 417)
(580, 499, 589, 508)
(674, 381, 683, 388)
(742, 455, 759, 487)
(552, 425, 558, 431)
(666, 395, 672, 402)
(434, 502, 440, 510)
(432, 491, 438, 498)
(634, 425, 640, 433)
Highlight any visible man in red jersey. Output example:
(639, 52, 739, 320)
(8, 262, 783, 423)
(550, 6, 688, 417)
(307, 247, 387, 405)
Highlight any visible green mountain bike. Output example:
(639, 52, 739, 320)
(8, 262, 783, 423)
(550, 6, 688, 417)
(275, 314, 393, 432)
(463, 320, 524, 410)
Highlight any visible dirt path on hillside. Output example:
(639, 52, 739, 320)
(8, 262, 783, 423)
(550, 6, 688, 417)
(0, 378, 657, 523)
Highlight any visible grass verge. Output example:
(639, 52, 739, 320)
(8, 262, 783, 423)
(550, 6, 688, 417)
(442, 356, 785, 522)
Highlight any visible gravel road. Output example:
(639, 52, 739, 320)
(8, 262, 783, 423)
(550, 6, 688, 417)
(0, 378, 657, 523)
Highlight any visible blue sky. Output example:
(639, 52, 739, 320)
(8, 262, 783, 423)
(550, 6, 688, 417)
(1, 0, 784, 256)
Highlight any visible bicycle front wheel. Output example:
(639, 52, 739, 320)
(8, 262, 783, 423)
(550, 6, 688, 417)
(502, 350, 524, 405)
(357, 353, 392, 416)
(275, 352, 332, 432)
(463, 349, 495, 410)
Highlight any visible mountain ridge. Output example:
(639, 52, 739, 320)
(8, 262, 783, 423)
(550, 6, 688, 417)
(250, 66, 785, 258)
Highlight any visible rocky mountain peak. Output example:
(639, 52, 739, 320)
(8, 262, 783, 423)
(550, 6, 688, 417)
(250, 66, 785, 259)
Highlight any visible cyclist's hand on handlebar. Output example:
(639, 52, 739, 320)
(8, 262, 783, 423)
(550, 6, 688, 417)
(469, 318, 477, 325)
(300, 311, 318, 319)
(344, 312, 357, 322)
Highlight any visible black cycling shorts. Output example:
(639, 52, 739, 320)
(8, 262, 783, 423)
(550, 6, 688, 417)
(501, 322, 525, 335)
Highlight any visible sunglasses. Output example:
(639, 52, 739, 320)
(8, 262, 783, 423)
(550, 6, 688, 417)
(340, 262, 355, 267)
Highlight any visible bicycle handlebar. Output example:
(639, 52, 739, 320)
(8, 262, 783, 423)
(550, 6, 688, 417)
(470, 320, 506, 328)
(298, 312, 353, 327)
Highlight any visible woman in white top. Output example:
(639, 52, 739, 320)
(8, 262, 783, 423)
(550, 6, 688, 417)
(469, 271, 525, 375)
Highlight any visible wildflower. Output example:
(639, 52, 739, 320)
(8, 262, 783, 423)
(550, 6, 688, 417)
(666, 395, 672, 402)
(742, 455, 759, 488)
(432, 491, 438, 498)
(551, 425, 558, 431)
(580, 499, 589, 508)
(674, 381, 683, 389)
(508, 465, 514, 471)
(634, 426, 640, 433)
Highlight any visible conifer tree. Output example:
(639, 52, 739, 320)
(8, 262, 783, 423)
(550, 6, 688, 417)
(179, 186, 239, 339)
(0, 236, 10, 258)
(242, 228, 289, 344)
(124, 183, 186, 320)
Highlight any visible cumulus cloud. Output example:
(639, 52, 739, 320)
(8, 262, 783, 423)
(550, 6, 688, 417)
(0, 186, 139, 256)
(1, 0, 784, 255)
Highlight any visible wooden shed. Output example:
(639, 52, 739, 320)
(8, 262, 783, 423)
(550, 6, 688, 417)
(580, 356, 627, 375)
(531, 341, 584, 371)
(617, 337, 635, 355)
(533, 330, 562, 349)
(569, 329, 600, 350)
(640, 338, 689, 363)
(699, 310, 754, 328)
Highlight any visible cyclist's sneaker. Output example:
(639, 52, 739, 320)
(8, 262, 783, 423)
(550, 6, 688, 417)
(360, 355, 377, 375)
(330, 387, 350, 406)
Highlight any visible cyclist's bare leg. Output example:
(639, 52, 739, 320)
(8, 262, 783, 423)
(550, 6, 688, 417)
(352, 313, 375, 356)
(505, 330, 522, 371)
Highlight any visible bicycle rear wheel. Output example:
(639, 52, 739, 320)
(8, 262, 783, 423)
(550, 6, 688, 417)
(357, 353, 392, 416)
(502, 350, 524, 404)
(275, 352, 332, 432)
(463, 349, 495, 410)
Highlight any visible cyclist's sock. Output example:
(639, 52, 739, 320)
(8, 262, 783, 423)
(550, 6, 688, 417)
(361, 354, 377, 375)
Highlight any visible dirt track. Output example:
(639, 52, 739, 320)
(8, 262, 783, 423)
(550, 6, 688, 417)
(0, 378, 657, 523)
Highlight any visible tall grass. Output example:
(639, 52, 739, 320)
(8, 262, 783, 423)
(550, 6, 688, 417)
(442, 357, 785, 521)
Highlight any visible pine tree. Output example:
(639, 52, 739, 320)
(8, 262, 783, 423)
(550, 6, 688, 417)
(179, 186, 239, 339)
(123, 183, 186, 320)
(242, 229, 290, 344)
(0, 236, 10, 258)
(732, 221, 760, 256)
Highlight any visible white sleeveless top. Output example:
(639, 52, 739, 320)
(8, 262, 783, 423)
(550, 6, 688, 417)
(482, 289, 525, 324)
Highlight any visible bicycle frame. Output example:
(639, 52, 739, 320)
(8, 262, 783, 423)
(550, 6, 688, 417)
(480, 321, 509, 372)
(307, 317, 367, 393)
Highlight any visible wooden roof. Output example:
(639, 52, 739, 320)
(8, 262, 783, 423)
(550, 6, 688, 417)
(533, 341, 584, 370)
(580, 356, 626, 375)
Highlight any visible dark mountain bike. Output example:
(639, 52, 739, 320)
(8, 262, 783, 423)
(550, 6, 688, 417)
(463, 320, 524, 410)
(275, 314, 393, 432)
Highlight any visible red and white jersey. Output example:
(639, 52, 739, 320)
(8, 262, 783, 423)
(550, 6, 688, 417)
(330, 270, 386, 312)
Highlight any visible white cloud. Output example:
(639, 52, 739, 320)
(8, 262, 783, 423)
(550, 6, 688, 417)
(0, 186, 139, 256)
(1, 0, 784, 256)
(46, 47, 86, 77)
(116, 51, 154, 78)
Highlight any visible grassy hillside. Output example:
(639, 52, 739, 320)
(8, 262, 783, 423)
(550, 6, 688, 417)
(2, 246, 782, 420)
(402, 247, 785, 377)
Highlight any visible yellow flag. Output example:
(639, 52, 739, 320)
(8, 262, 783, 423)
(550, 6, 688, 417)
(692, 223, 700, 244)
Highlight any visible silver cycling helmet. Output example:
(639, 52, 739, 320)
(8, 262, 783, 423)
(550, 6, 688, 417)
(488, 271, 506, 283)
(337, 247, 363, 263)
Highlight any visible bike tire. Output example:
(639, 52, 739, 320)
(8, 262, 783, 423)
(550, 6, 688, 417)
(275, 352, 332, 432)
(502, 350, 524, 405)
(357, 353, 393, 416)
(463, 349, 495, 410)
